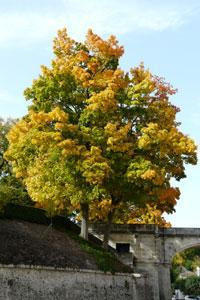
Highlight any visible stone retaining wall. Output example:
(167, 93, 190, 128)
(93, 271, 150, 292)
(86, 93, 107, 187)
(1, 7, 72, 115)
(0, 264, 147, 300)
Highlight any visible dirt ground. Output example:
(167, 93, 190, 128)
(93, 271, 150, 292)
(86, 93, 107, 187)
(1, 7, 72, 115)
(0, 219, 97, 269)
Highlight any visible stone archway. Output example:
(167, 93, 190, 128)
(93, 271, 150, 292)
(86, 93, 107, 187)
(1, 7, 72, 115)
(91, 224, 200, 300)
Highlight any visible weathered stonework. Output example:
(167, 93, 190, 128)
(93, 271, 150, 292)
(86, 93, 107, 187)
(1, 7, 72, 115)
(91, 224, 200, 300)
(0, 264, 146, 300)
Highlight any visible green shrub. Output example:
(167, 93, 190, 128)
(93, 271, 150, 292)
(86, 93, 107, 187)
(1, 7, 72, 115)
(3, 203, 80, 233)
(184, 276, 200, 296)
(174, 278, 186, 292)
(174, 276, 200, 296)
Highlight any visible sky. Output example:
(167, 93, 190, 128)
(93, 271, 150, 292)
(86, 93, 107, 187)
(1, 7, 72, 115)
(1, 0, 200, 227)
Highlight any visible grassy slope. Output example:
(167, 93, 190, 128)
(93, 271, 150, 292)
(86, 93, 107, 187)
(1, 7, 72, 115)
(0, 205, 132, 274)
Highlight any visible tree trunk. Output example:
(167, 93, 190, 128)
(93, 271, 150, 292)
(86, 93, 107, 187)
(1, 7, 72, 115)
(80, 203, 89, 240)
(103, 210, 113, 250)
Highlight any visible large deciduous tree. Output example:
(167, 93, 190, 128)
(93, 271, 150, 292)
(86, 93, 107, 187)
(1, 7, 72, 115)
(5, 28, 197, 240)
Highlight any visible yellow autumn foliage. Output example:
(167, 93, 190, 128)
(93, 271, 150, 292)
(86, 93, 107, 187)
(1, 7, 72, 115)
(86, 29, 124, 59)
(4, 27, 197, 233)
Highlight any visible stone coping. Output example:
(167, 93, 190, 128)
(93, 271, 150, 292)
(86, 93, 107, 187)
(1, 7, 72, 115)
(0, 263, 144, 278)
(91, 223, 200, 236)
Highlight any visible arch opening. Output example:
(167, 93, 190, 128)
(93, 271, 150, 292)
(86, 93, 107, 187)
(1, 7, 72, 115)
(170, 245, 200, 298)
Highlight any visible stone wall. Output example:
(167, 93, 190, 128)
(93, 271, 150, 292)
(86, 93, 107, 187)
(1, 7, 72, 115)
(0, 264, 147, 300)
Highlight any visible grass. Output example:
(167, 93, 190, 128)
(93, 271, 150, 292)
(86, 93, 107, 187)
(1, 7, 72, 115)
(66, 230, 133, 274)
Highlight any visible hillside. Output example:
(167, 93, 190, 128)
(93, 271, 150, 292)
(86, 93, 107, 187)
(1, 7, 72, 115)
(0, 218, 132, 273)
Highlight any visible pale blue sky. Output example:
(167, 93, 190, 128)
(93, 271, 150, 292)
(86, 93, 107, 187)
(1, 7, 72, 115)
(1, 0, 200, 227)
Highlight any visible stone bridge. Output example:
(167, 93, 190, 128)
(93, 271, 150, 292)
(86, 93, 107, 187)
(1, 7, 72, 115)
(91, 224, 200, 300)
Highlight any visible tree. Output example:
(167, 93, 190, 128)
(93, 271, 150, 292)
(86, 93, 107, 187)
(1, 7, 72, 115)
(0, 118, 31, 210)
(171, 247, 200, 292)
(172, 248, 200, 276)
(5, 28, 197, 241)
(0, 118, 13, 175)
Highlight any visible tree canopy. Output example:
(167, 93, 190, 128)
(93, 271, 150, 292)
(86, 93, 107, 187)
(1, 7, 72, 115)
(0, 118, 13, 176)
(0, 118, 31, 209)
(5, 28, 197, 239)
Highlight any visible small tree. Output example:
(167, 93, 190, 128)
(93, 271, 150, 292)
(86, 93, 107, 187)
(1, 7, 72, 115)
(0, 118, 31, 210)
(5, 28, 197, 241)
(0, 118, 14, 175)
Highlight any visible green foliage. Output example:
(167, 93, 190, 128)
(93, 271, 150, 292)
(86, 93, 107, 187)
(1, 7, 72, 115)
(184, 276, 200, 295)
(172, 248, 200, 272)
(184, 259, 193, 271)
(174, 278, 186, 292)
(174, 276, 200, 296)
(171, 247, 200, 290)
(185, 248, 200, 263)
(2, 203, 80, 234)
(171, 265, 182, 284)
(0, 118, 31, 210)
(3, 203, 50, 224)
(192, 256, 200, 271)
(0, 176, 32, 210)
(0, 118, 13, 175)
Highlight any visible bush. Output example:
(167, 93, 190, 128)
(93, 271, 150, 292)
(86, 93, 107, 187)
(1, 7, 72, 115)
(174, 278, 186, 292)
(0, 175, 33, 211)
(174, 276, 200, 296)
(171, 265, 182, 284)
(184, 276, 200, 296)
(3, 203, 80, 234)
